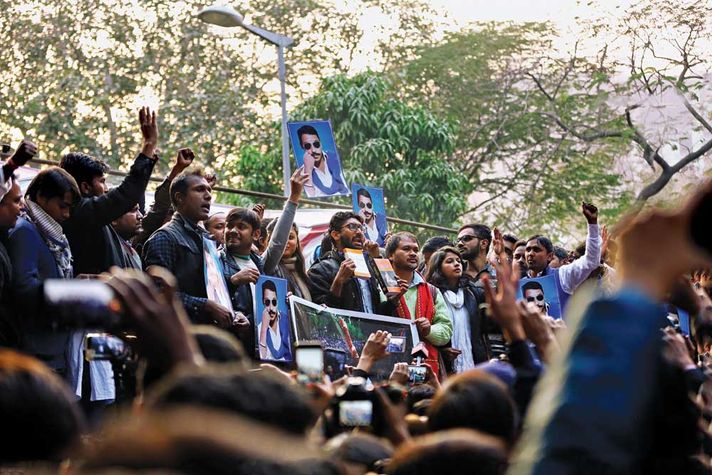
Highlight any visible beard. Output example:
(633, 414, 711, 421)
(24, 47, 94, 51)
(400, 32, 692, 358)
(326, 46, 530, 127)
(460, 246, 480, 260)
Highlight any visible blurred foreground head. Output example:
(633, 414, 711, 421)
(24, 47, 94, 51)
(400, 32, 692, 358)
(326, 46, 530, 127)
(146, 365, 315, 435)
(77, 407, 338, 475)
(427, 370, 517, 447)
(387, 429, 507, 475)
(0, 349, 85, 464)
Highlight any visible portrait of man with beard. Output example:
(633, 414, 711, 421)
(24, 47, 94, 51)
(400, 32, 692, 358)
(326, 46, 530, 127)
(255, 276, 292, 361)
(288, 120, 349, 198)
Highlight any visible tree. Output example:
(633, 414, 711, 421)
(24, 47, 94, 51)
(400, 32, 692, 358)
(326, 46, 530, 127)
(397, 23, 631, 240)
(221, 72, 469, 230)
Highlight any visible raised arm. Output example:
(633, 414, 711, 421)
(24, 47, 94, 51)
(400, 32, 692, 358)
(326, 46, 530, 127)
(557, 202, 601, 294)
(262, 167, 307, 274)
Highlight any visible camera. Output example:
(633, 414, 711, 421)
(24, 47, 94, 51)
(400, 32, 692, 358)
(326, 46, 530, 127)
(43, 279, 123, 330)
(334, 377, 377, 429)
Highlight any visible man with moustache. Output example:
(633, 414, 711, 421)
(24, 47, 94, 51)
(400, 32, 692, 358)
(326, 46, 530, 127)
(111, 204, 143, 270)
(456, 223, 495, 286)
(257, 279, 291, 361)
(297, 125, 348, 197)
(355, 187, 387, 246)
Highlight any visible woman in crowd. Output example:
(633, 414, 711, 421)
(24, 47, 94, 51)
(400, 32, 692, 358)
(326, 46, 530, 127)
(266, 220, 312, 300)
(425, 246, 488, 373)
(6, 167, 114, 417)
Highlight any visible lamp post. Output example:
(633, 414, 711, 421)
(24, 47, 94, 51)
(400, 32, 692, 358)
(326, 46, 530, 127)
(196, 5, 294, 197)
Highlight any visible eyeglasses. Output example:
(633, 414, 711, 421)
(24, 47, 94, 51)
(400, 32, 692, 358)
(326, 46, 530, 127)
(263, 298, 277, 306)
(526, 295, 545, 302)
(303, 141, 321, 150)
(457, 235, 479, 243)
(358, 201, 373, 210)
(342, 223, 366, 232)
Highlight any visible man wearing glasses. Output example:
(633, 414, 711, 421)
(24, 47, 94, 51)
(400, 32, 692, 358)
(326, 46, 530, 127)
(258, 279, 291, 361)
(308, 211, 385, 314)
(456, 223, 495, 286)
(356, 187, 387, 246)
(297, 125, 348, 198)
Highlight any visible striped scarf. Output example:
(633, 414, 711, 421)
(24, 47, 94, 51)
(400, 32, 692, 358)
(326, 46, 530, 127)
(24, 199, 73, 279)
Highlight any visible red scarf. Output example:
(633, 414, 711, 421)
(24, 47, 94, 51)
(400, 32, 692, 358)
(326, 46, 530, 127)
(395, 281, 440, 378)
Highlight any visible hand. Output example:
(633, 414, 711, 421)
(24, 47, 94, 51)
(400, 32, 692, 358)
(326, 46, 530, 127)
(251, 203, 265, 220)
(230, 267, 260, 286)
(204, 300, 233, 329)
(389, 362, 409, 386)
(232, 311, 250, 329)
(440, 347, 462, 364)
(482, 257, 526, 343)
(302, 150, 315, 185)
(422, 361, 441, 390)
(519, 301, 557, 363)
(364, 239, 380, 258)
(335, 258, 356, 284)
(414, 317, 431, 338)
(139, 107, 158, 158)
(492, 227, 504, 257)
(662, 327, 696, 370)
(9, 139, 37, 167)
(204, 171, 217, 189)
(106, 266, 203, 370)
(582, 201, 598, 224)
(386, 278, 409, 302)
(617, 181, 712, 300)
(356, 330, 391, 373)
(288, 166, 309, 203)
(174, 148, 194, 172)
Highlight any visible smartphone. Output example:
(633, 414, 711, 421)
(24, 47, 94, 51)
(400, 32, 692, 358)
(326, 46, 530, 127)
(690, 190, 712, 257)
(43, 279, 122, 329)
(407, 364, 427, 384)
(295, 341, 324, 384)
(386, 336, 406, 353)
(338, 399, 373, 427)
(84, 333, 127, 361)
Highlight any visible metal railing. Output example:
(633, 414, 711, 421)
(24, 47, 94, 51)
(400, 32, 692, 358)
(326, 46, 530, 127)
(29, 158, 457, 234)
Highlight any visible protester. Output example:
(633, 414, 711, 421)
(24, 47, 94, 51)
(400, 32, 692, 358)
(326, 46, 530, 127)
(502, 233, 518, 264)
(60, 107, 158, 275)
(219, 168, 307, 354)
(0, 177, 22, 346)
(425, 246, 488, 372)
(384, 232, 453, 378)
(205, 212, 226, 246)
(266, 220, 312, 300)
(308, 211, 385, 313)
(0, 139, 37, 200)
(111, 203, 143, 270)
(418, 235, 453, 274)
(457, 223, 494, 285)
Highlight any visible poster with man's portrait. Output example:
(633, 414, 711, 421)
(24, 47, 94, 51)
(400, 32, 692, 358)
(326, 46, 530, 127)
(288, 120, 349, 198)
(351, 183, 388, 246)
(517, 274, 562, 319)
(253, 276, 292, 362)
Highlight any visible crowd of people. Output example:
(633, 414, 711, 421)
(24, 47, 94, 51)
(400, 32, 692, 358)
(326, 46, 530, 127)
(2, 107, 712, 474)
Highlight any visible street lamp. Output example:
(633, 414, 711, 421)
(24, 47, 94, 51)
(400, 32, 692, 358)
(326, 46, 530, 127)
(196, 4, 294, 196)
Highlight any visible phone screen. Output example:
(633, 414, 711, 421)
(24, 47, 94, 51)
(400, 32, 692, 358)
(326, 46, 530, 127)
(338, 400, 373, 427)
(407, 365, 427, 384)
(386, 336, 406, 353)
(296, 347, 324, 381)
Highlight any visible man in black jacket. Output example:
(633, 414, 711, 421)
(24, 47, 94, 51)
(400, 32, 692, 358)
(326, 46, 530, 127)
(308, 211, 385, 314)
(60, 107, 159, 275)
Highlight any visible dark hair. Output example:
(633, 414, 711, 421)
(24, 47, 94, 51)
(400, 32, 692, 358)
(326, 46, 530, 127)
(406, 384, 437, 414)
(458, 224, 492, 252)
(356, 188, 372, 202)
(422, 236, 453, 254)
(148, 367, 315, 435)
(296, 125, 320, 146)
(387, 429, 507, 475)
(502, 234, 518, 245)
(327, 211, 363, 247)
(325, 433, 393, 472)
(526, 235, 554, 254)
(169, 167, 207, 206)
(427, 370, 517, 447)
(425, 246, 462, 291)
(59, 152, 108, 187)
(25, 166, 81, 205)
(385, 231, 418, 258)
(267, 221, 310, 289)
(514, 240, 527, 250)
(521, 281, 543, 293)
(262, 279, 277, 295)
(226, 207, 261, 232)
(553, 246, 569, 261)
(191, 326, 249, 366)
(0, 349, 85, 463)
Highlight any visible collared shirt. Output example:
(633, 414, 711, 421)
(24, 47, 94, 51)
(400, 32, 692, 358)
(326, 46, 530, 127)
(366, 221, 380, 242)
(314, 160, 333, 188)
(396, 272, 453, 346)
